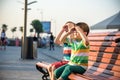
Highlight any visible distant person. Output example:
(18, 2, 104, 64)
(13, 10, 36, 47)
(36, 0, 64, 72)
(0, 29, 6, 50)
(33, 34, 38, 41)
(33, 34, 38, 49)
(41, 37, 47, 48)
(49, 33, 54, 50)
(15, 37, 19, 46)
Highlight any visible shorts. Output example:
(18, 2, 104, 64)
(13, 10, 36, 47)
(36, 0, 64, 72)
(51, 61, 69, 69)
(1, 38, 5, 42)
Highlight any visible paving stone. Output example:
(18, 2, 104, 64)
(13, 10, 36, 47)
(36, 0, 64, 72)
(0, 46, 63, 80)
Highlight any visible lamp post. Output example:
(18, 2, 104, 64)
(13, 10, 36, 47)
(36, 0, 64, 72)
(21, 0, 37, 59)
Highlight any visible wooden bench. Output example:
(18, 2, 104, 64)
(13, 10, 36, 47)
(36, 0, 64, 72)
(69, 31, 120, 80)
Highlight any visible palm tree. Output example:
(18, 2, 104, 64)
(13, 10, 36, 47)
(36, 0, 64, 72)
(11, 27, 17, 38)
(31, 19, 43, 38)
(19, 26, 23, 33)
(1, 24, 8, 31)
(19, 26, 23, 39)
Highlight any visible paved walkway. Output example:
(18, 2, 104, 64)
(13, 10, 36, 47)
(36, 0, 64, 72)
(0, 46, 63, 80)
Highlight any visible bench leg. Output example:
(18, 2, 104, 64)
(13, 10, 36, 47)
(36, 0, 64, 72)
(36, 65, 49, 80)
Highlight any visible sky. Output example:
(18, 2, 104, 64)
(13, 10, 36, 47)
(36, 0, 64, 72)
(0, 0, 120, 38)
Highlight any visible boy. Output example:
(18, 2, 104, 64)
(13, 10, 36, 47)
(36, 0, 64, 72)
(54, 22, 90, 80)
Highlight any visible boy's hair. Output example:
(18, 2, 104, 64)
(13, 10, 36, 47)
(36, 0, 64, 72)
(65, 21, 75, 25)
(76, 22, 90, 36)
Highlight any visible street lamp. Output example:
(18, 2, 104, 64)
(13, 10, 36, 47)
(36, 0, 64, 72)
(18, 0, 37, 10)
(27, 1, 37, 5)
(21, 0, 37, 59)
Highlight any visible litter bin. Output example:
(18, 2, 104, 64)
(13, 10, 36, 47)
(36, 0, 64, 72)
(26, 37, 33, 59)
(26, 37, 37, 59)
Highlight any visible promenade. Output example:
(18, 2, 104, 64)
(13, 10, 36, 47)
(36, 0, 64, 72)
(0, 46, 63, 80)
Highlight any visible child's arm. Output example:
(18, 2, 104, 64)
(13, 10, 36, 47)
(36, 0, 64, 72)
(60, 31, 71, 43)
(54, 29, 64, 44)
(75, 26, 89, 46)
(60, 23, 75, 43)
(54, 25, 68, 45)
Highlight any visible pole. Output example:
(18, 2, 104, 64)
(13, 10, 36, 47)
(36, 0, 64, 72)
(40, 10, 43, 21)
(21, 0, 27, 59)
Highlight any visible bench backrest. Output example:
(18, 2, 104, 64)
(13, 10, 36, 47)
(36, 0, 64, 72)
(87, 31, 120, 79)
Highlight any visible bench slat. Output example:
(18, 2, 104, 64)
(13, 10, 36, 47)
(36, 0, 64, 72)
(69, 73, 93, 80)
(88, 32, 120, 36)
(90, 46, 120, 53)
(89, 61, 120, 72)
(89, 52, 120, 59)
(84, 71, 120, 80)
(90, 41, 120, 47)
(89, 56, 120, 65)
(87, 66, 120, 78)
(84, 72, 115, 80)
(88, 36, 120, 41)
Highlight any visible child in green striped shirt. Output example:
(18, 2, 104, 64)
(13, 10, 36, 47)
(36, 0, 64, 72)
(54, 22, 90, 80)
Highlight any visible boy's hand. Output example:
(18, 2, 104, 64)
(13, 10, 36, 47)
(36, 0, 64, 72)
(75, 26, 84, 32)
(69, 27, 76, 34)
(67, 23, 75, 30)
(62, 25, 68, 32)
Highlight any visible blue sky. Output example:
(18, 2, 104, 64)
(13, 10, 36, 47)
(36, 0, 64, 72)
(0, 0, 120, 38)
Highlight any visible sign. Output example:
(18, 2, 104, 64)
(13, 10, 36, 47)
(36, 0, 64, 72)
(41, 21, 51, 33)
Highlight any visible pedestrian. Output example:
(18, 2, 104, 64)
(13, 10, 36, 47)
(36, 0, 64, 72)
(41, 37, 46, 48)
(49, 32, 54, 50)
(54, 22, 90, 80)
(0, 29, 6, 50)
(33, 34, 38, 41)
(15, 37, 19, 46)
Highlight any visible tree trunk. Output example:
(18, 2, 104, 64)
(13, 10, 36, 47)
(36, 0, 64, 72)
(37, 32, 39, 38)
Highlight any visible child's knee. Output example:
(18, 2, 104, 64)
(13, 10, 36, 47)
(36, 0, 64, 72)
(36, 62, 40, 65)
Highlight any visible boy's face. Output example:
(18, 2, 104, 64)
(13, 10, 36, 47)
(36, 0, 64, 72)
(70, 29, 87, 40)
(70, 30, 80, 40)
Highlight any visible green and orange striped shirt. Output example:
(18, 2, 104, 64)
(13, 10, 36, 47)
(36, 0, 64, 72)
(68, 40, 90, 69)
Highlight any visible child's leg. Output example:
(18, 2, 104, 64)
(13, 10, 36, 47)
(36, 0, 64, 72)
(60, 65, 86, 80)
(54, 64, 68, 79)
(0, 42, 1, 50)
(3, 41, 6, 50)
(51, 65, 56, 80)
(52, 44, 54, 50)
(58, 77, 63, 80)
(47, 64, 52, 79)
